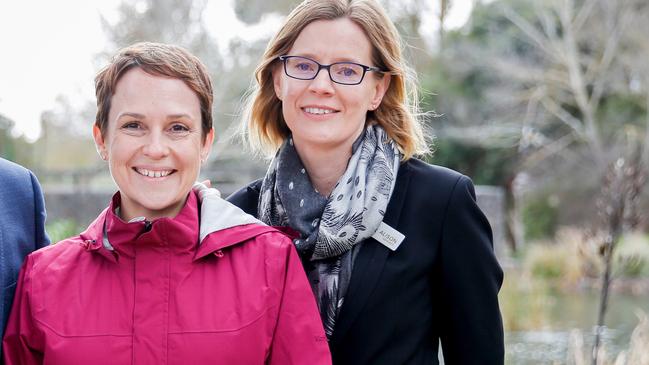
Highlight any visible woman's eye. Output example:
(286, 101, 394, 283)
(296, 63, 312, 71)
(170, 124, 190, 133)
(340, 67, 358, 77)
(122, 122, 141, 129)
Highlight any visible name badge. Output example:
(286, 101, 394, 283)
(372, 222, 405, 251)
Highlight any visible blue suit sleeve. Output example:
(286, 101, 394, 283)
(29, 172, 50, 248)
(439, 176, 504, 364)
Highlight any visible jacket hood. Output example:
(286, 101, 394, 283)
(194, 182, 263, 242)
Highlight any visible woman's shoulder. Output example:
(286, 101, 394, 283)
(26, 236, 87, 273)
(402, 158, 469, 191)
(395, 158, 483, 220)
(226, 178, 263, 216)
(229, 178, 263, 196)
(250, 228, 297, 253)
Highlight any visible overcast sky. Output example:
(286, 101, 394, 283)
(0, 0, 473, 141)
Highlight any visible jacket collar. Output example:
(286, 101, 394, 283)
(80, 191, 200, 261)
(80, 189, 276, 263)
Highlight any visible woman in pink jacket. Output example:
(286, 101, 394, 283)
(2, 42, 331, 365)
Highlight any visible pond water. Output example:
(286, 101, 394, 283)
(505, 290, 649, 364)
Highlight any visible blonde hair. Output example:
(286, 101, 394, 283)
(241, 0, 429, 160)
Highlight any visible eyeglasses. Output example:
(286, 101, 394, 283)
(278, 55, 384, 85)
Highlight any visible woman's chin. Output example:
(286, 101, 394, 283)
(120, 193, 188, 220)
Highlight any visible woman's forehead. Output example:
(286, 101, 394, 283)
(289, 18, 373, 63)
(109, 69, 201, 121)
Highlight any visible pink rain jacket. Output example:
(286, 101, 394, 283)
(3, 192, 331, 365)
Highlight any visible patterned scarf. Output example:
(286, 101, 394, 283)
(258, 124, 400, 338)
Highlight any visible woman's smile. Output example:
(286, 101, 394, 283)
(132, 167, 176, 178)
(93, 68, 213, 221)
(301, 105, 340, 121)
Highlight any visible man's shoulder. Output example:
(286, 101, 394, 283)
(0, 158, 31, 182)
(0, 158, 39, 208)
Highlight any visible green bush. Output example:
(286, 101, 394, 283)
(46, 219, 81, 244)
(614, 233, 649, 278)
(523, 232, 584, 284)
(526, 244, 566, 280)
(522, 196, 558, 241)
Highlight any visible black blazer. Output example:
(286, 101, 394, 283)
(227, 158, 504, 365)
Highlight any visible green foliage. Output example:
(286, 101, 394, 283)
(521, 229, 587, 284)
(428, 138, 517, 186)
(46, 219, 82, 244)
(0, 113, 36, 167)
(233, 0, 294, 24)
(525, 243, 566, 280)
(522, 195, 558, 241)
(499, 270, 555, 331)
(616, 256, 646, 278)
(598, 94, 648, 140)
(614, 234, 649, 278)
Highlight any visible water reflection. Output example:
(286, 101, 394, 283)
(504, 289, 649, 364)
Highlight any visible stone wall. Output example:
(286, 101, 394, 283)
(44, 184, 508, 260)
(475, 186, 508, 260)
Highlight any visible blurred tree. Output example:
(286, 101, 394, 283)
(0, 113, 37, 167)
(33, 96, 97, 171)
(425, 0, 649, 244)
(451, 0, 647, 172)
(0, 113, 16, 160)
(232, 0, 294, 24)
(591, 140, 646, 365)
(100, 0, 230, 125)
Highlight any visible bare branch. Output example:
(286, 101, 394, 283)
(503, 6, 562, 64)
(558, 0, 604, 163)
(523, 86, 545, 128)
(521, 132, 577, 170)
(588, 5, 632, 113)
(540, 97, 585, 136)
(573, 0, 598, 32)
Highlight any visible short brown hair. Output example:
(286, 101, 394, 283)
(95, 42, 213, 139)
(241, 0, 429, 160)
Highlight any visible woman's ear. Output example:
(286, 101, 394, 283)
(369, 73, 391, 110)
(92, 124, 108, 160)
(200, 128, 215, 163)
(272, 64, 283, 101)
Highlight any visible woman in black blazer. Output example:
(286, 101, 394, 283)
(226, 0, 504, 363)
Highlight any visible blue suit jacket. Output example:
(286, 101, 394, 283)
(0, 158, 49, 355)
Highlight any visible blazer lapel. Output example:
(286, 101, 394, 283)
(331, 161, 412, 344)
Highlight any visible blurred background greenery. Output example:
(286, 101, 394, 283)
(2, 0, 648, 363)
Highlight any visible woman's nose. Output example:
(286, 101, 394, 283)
(142, 132, 170, 159)
(307, 68, 335, 95)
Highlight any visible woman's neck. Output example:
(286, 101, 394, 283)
(295, 143, 352, 197)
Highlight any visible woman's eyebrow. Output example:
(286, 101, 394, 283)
(116, 112, 145, 119)
(166, 114, 194, 120)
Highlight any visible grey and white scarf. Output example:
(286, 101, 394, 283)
(258, 124, 400, 338)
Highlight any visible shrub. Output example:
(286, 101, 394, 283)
(525, 243, 566, 279)
(522, 195, 558, 241)
(523, 228, 587, 285)
(46, 219, 81, 244)
(614, 233, 649, 278)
